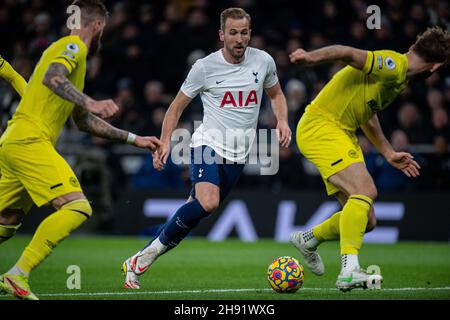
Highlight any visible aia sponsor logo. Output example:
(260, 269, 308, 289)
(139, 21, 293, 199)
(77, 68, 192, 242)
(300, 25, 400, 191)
(220, 90, 258, 108)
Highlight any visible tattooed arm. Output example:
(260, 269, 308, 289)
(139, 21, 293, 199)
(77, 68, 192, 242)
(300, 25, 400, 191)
(44, 62, 160, 149)
(72, 105, 127, 142)
(42, 62, 118, 118)
(72, 105, 161, 150)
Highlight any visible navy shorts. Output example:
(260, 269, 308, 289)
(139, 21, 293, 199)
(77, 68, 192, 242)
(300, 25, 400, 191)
(189, 146, 245, 202)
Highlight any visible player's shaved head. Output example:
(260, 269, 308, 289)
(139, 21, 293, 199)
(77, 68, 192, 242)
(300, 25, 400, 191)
(220, 8, 251, 31)
(69, 0, 108, 56)
(71, 0, 109, 26)
(413, 26, 450, 65)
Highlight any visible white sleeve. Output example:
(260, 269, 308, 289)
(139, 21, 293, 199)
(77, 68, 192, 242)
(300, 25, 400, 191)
(180, 60, 205, 98)
(263, 54, 279, 89)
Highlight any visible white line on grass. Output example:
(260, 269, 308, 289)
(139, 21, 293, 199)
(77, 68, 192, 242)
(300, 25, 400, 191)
(30, 286, 450, 297)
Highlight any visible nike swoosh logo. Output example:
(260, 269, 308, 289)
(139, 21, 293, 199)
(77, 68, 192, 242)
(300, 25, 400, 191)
(216, 80, 225, 84)
(137, 265, 148, 273)
(338, 275, 353, 282)
(6, 277, 30, 296)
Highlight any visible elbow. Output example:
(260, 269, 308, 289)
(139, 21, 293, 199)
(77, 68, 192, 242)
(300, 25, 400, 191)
(73, 120, 84, 131)
(74, 121, 89, 133)
(71, 112, 85, 132)
(71, 107, 91, 133)
(72, 115, 89, 132)
(71, 117, 82, 131)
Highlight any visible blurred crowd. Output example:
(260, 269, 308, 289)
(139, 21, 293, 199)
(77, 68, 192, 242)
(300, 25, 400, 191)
(1, 0, 449, 198)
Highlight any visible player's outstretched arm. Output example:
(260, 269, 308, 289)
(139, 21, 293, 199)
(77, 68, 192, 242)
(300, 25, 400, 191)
(361, 114, 421, 178)
(289, 45, 367, 70)
(43, 62, 118, 119)
(72, 105, 161, 151)
(153, 91, 192, 171)
(264, 82, 292, 148)
(0, 55, 27, 96)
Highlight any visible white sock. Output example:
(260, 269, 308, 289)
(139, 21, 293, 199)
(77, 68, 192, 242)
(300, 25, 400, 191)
(135, 238, 167, 269)
(302, 229, 320, 250)
(341, 254, 359, 274)
(143, 237, 167, 255)
(7, 265, 29, 278)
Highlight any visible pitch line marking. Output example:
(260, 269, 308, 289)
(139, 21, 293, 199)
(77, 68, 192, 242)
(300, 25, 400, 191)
(16, 286, 450, 297)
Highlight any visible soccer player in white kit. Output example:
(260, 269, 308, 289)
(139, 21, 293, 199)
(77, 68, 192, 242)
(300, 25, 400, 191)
(122, 7, 291, 289)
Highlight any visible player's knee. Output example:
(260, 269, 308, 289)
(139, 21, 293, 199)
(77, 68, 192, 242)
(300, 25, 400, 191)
(62, 199, 93, 219)
(197, 194, 220, 213)
(0, 209, 25, 226)
(360, 184, 377, 201)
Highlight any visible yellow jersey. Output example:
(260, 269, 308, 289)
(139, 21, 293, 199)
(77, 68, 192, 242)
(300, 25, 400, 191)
(305, 50, 409, 131)
(0, 35, 87, 146)
(0, 54, 27, 96)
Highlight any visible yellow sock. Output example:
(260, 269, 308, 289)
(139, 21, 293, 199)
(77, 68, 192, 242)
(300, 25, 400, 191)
(340, 195, 372, 255)
(16, 199, 92, 274)
(313, 211, 341, 242)
(0, 223, 21, 245)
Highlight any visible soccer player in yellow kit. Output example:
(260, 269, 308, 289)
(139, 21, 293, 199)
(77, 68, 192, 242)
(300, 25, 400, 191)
(0, 0, 160, 300)
(289, 27, 449, 291)
(0, 55, 27, 97)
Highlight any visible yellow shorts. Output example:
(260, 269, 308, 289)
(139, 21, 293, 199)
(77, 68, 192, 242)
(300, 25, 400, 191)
(0, 141, 83, 211)
(296, 112, 364, 195)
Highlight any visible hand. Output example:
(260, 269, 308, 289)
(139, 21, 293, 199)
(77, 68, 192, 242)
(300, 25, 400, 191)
(276, 120, 292, 148)
(134, 136, 161, 152)
(289, 48, 314, 65)
(153, 141, 170, 171)
(86, 99, 119, 119)
(385, 151, 421, 178)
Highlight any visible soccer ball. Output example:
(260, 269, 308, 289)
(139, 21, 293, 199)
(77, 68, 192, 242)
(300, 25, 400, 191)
(267, 256, 304, 293)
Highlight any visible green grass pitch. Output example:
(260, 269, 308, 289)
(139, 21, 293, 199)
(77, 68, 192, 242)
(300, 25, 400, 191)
(1, 236, 450, 300)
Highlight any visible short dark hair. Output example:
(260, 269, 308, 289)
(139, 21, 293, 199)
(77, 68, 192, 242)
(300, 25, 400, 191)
(71, 0, 109, 24)
(220, 8, 251, 30)
(413, 26, 450, 65)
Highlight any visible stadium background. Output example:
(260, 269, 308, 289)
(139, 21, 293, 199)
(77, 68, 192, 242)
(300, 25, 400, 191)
(0, 0, 449, 242)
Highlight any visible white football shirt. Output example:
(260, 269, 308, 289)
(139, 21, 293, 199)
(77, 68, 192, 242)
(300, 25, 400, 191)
(181, 46, 278, 162)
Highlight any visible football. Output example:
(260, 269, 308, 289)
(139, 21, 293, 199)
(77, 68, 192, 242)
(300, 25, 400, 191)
(267, 256, 305, 293)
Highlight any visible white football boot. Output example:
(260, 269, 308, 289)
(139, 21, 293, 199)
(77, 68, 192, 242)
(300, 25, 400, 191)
(290, 231, 325, 276)
(336, 267, 383, 292)
(121, 257, 141, 289)
(122, 247, 159, 289)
